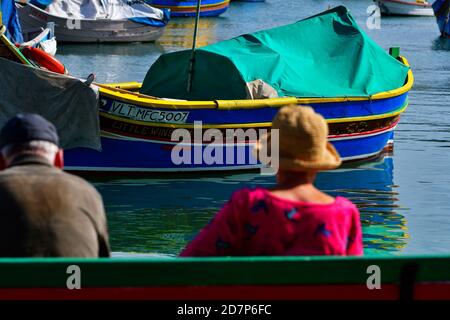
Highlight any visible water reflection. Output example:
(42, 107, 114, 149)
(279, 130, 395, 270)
(432, 36, 450, 51)
(56, 42, 166, 82)
(57, 42, 166, 56)
(158, 18, 219, 50)
(317, 157, 408, 255)
(92, 156, 407, 256)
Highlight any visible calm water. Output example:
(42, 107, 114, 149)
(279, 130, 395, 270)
(57, 0, 450, 256)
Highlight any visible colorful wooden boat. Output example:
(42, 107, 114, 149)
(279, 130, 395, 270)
(61, 72, 411, 173)
(1, 6, 414, 174)
(433, 0, 450, 36)
(147, 0, 230, 17)
(376, 0, 434, 16)
(63, 7, 413, 174)
(0, 255, 449, 300)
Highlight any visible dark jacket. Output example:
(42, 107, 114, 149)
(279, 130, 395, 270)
(0, 154, 110, 257)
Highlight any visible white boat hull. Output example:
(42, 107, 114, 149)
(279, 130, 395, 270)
(376, 0, 434, 16)
(16, 4, 165, 43)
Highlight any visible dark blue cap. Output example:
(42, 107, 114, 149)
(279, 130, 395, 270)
(0, 114, 59, 149)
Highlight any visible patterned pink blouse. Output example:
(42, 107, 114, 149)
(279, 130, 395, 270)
(180, 187, 363, 257)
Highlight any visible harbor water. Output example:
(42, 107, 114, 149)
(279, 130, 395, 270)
(57, 0, 450, 256)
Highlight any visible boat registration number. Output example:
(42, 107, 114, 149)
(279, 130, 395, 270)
(107, 101, 189, 124)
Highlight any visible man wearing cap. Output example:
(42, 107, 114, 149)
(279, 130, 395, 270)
(0, 114, 110, 257)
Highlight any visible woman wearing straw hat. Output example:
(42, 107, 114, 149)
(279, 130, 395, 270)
(180, 105, 363, 256)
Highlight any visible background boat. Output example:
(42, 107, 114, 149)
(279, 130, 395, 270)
(147, 0, 230, 17)
(433, 0, 450, 36)
(16, 1, 169, 43)
(376, 0, 434, 16)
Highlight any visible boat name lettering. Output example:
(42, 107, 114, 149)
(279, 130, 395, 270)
(110, 102, 189, 124)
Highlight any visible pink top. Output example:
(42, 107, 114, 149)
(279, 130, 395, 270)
(180, 187, 363, 257)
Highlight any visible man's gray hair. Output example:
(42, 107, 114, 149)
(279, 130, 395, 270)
(1, 140, 59, 164)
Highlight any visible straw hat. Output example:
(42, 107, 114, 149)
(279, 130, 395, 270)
(254, 105, 341, 171)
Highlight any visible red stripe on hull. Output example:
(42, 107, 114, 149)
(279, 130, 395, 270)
(2, 283, 449, 300)
(0, 285, 400, 300)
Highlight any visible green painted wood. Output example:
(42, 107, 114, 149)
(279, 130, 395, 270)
(389, 47, 401, 59)
(0, 255, 449, 288)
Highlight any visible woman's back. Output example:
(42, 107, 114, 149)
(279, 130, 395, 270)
(180, 187, 363, 257)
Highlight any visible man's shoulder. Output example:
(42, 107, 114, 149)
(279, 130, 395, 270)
(53, 170, 102, 200)
(0, 165, 100, 197)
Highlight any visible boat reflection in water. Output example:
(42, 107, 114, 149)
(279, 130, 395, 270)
(157, 17, 218, 50)
(432, 36, 450, 50)
(92, 155, 408, 257)
(316, 156, 408, 255)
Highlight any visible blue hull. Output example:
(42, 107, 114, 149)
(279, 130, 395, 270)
(146, 0, 229, 18)
(64, 127, 395, 172)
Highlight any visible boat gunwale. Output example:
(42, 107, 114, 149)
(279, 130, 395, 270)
(1, 254, 450, 288)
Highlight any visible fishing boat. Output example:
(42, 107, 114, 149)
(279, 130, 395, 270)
(63, 6, 412, 174)
(15, 0, 170, 43)
(1, 6, 414, 174)
(146, 0, 230, 17)
(0, 255, 449, 300)
(433, 0, 450, 36)
(376, 0, 434, 16)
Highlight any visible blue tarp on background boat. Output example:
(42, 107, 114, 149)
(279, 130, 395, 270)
(433, 0, 450, 36)
(29, 0, 53, 9)
(44, 0, 170, 27)
(1, 0, 24, 43)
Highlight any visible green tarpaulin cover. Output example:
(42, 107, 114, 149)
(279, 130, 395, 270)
(141, 6, 410, 100)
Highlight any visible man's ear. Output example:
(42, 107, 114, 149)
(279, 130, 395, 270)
(54, 149, 64, 169)
(0, 155, 6, 171)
